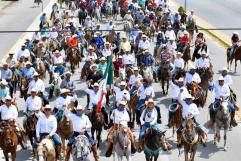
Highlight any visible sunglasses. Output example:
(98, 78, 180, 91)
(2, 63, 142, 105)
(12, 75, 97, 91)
(44, 109, 51, 111)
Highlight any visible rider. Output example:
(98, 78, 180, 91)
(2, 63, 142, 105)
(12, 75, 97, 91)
(122, 49, 135, 68)
(113, 81, 130, 107)
(0, 80, 9, 103)
(165, 25, 176, 41)
(139, 49, 154, 67)
(102, 42, 113, 58)
(196, 51, 211, 69)
(0, 95, 28, 149)
(16, 45, 31, 61)
(6, 53, 17, 68)
(119, 35, 131, 54)
(113, 56, 125, 77)
(52, 50, 65, 75)
(27, 72, 48, 105)
(65, 105, 100, 161)
(138, 34, 150, 52)
(129, 67, 143, 96)
(176, 92, 207, 147)
(97, 57, 107, 75)
(35, 105, 62, 160)
(60, 71, 75, 93)
(106, 100, 136, 157)
(210, 76, 237, 127)
(22, 61, 36, 80)
(221, 67, 233, 86)
(86, 45, 97, 61)
(173, 52, 184, 72)
(138, 98, 161, 151)
(84, 82, 109, 128)
(230, 32, 240, 59)
(166, 36, 177, 53)
(167, 77, 189, 127)
(124, 10, 134, 22)
(0, 62, 14, 97)
(185, 64, 201, 86)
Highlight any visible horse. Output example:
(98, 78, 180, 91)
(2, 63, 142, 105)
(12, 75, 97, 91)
(144, 127, 171, 161)
(49, 72, 62, 100)
(168, 103, 183, 136)
(187, 82, 206, 108)
(119, 68, 126, 81)
(35, 58, 47, 79)
(182, 44, 191, 69)
(11, 67, 20, 96)
(0, 122, 18, 161)
(141, 66, 153, 81)
(57, 115, 73, 156)
(24, 111, 38, 157)
(36, 138, 56, 161)
(128, 91, 139, 128)
(213, 101, 231, 151)
(158, 63, 171, 95)
(179, 118, 199, 161)
(66, 47, 81, 73)
(196, 68, 213, 103)
(71, 135, 90, 161)
(227, 45, 241, 72)
(113, 126, 132, 161)
(172, 69, 186, 82)
(81, 61, 94, 80)
(20, 76, 29, 100)
(90, 107, 105, 148)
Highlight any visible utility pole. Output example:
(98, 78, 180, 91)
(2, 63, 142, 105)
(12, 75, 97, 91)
(184, 0, 187, 11)
(41, 0, 44, 12)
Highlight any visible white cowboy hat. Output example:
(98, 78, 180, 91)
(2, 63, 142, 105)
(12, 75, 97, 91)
(75, 105, 84, 110)
(133, 67, 139, 71)
(222, 67, 228, 71)
(90, 64, 98, 68)
(189, 63, 196, 70)
(147, 98, 155, 104)
(184, 31, 189, 35)
(44, 104, 52, 109)
(200, 51, 207, 55)
(65, 71, 72, 76)
(120, 81, 126, 86)
(100, 57, 106, 61)
(25, 61, 32, 65)
(142, 34, 147, 38)
(185, 93, 194, 100)
(104, 42, 111, 45)
(118, 100, 126, 106)
(218, 76, 224, 81)
(176, 52, 182, 55)
(93, 83, 99, 87)
(4, 95, 12, 101)
(72, 34, 78, 38)
(31, 88, 38, 92)
(177, 77, 184, 82)
(122, 35, 127, 39)
(33, 72, 39, 76)
(88, 46, 94, 50)
(118, 55, 123, 59)
(60, 88, 70, 94)
(233, 32, 239, 35)
(0, 79, 8, 86)
(168, 36, 175, 41)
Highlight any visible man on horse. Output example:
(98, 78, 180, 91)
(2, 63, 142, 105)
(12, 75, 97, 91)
(16, 45, 31, 61)
(65, 105, 100, 161)
(60, 71, 75, 93)
(0, 62, 14, 97)
(185, 64, 201, 86)
(0, 95, 28, 149)
(129, 67, 143, 96)
(35, 105, 62, 160)
(106, 100, 136, 157)
(113, 81, 130, 107)
(52, 50, 65, 75)
(196, 51, 211, 69)
(176, 92, 207, 147)
(86, 45, 97, 61)
(102, 42, 113, 58)
(120, 35, 131, 53)
(84, 82, 109, 128)
(113, 55, 125, 77)
(0, 80, 9, 103)
(122, 49, 135, 68)
(209, 76, 237, 127)
(230, 32, 240, 60)
(138, 98, 162, 151)
(97, 57, 108, 75)
(173, 52, 184, 73)
(138, 35, 150, 52)
(167, 77, 189, 127)
(6, 53, 17, 68)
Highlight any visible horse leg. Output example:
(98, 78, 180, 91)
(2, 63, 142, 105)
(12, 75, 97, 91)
(161, 80, 165, 95)
(224, 128, 228, 151)
(97, 129, 102, 148)
(217, 126, 221, 143)
(214, 123, 217, 145)
(154, 155, 159, 161)
(3, 151, 9, 161)
(166, 80, 169, 95)
(11, 151, 17, 161)
(185, 150, 188, 161)
(235, 60, 237, 73)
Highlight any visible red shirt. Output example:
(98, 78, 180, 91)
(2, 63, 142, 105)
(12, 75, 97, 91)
(113, 61, 125, 71)
(180, 36, 190, 44)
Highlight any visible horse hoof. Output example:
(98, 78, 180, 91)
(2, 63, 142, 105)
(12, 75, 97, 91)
(213, 141, 217, 145)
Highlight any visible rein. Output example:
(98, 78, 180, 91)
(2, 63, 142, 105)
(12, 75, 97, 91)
(182, 130, 199, 145)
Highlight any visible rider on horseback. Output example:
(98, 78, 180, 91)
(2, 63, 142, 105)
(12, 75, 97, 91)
(113, 81, 130, 107)
(176, 92, 207, 147)
(209, 76, 237, 127)
(173, 52, 184, 73)
(60, 71, 75, 93)
(52, 50, 65, 75)
(65, 105, 100, 161)
(196, 51, 211, 70)
(185, 64, 201, 86)
(138, 98, 162, 151)
(106, 100, 136, 157)
(0, 95, 28, 149)
(0, 80, 9, 103)
(35, 105, 62, 160)
(230, 32, 240, 59)
(0, 62, 14, 97)
(129, 67, 143, 96)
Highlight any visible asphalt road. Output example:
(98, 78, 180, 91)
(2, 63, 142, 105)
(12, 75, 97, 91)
(173, 0, 241, 36)
(1, 1, 241, 161)
(0, 0, 50, 58)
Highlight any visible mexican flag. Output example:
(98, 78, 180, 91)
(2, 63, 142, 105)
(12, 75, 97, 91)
(96, 56, 113, 113)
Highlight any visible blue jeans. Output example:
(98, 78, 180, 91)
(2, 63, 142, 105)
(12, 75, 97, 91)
(139, 123, 163, 140)
(55, 110, 63, 122)
(213, 99, 235, 113)
(33, 133, 62, 148)
(136, 99, 146, 124)
(177, 119, 204, 134)
(68, 131, 95, 146)
(54, 65, 65, 75)
(130, 86, 137, 97)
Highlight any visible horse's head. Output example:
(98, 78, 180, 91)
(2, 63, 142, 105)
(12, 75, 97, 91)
(146, 126, 167, 150)
(1, 124, 16, 148)
(183, 118, 196, 135)
(26, 112, 38, 133)
(219, 101, 230, 115)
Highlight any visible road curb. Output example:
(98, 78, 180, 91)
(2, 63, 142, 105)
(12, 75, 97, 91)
(170, 0, 231, 49)
(2, 0, 57, 61)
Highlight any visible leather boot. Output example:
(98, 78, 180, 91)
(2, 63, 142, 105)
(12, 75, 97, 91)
(56, 145, 62, 161)
(16, 131, 27, 149)
(92, 144, 99, 161)
(137, 140, 144, 152)
(65, 146, 72, 161)
(231, 112, 238, 127)
(105, 142, 113, 157)
(177, 133, 182, 148)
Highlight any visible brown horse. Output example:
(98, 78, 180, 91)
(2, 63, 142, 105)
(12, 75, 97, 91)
(182, 44, 191, 68)
(128, 91, 139, 128)
(81, 61, 94, 80)
(0, 122, 18, 161)
(57, 115, 73, 156)
(35, 58, 47, 79)
(106, 30, 117, 44)
(179, 118, 199, 161)
(67, 47, 81, 73)
(168, 103, 182, 136)
(227, 45, 241, 72)
(20, 76, 29, 100)
(158, 64, 171, 95)
(196, 68, 213, 103)
(187, 82, 206, 108)
(90, 107, 105, 148)
(36, 138, 56, 161)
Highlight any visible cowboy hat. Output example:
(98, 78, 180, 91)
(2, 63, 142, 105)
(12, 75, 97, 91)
(88, 46, 94, 50)
(218, 76, 224, 81)
(222, 67, 228, 71)
(25, 61, 32, 65)
(90, 64, 98, 68)
(65, 71, 72, 76)
(176, 52, 182, 55)
(104, 42, 111, 45)
(2, 62, 8, 66)
(75, 105, 84, 110)
(72, 34, 78, 38)
(177, 77, 184, 82)
(133, 67, 139, 71)
(93, 83, 99, 87)
(31, 88, 38, 92)
(147, 98, 155, 104)
(118, 100, 126, 106)
(0, 79, 8, 86)
(100, 57, 106, 61)
(33, 72, 39, 76)
(189, 63, 196, 70)
(122, 35, 127, 39)
(120, 81, 126, 86)
(60, 88, 70, 94)
(44, 104, 52, 110)
(185, 93, 194, 100)
(4, 95, 12, 102)
(118, 55, 123, 59)
(142, 34, 147, 38)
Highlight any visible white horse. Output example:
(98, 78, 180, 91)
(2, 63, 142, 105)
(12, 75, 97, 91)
(113, 126, 132, 161)
(142, 66, 153, 81)
(36, 138, 56, 161)
(72, 135, 90, 161)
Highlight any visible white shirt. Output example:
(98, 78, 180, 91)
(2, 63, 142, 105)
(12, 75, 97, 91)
(165, 30, 176, 40)
(140, 108, 157, 125)
(179, 95, 199, 119)
(137, 85, 155, 100)
(122, 54, 135, 65)
(170, 81, 188, 99)
(0, 104, 18, 120)
(16, 49, 31, 61)
(214, 83, 230, 100)
(174, 58, 184, 69)
(32, 33, 41, 41)
(84, 88, 106, 110)
(50, 32, 58, 39)
(102, 49, 112, 57)
(138, 40, 150, 50)
(53, 55, 64, 65)
(223, 75, 233, 86)
(129, 74, 143, 86)
(55, 95, 72, 110)
(185, 72, 201, 84)
(114, 87, 130, 102)
(24, 96, 42, 113)
(27, 79, 45, 94)
(110, 108, 130, 125)
(166, 41, 177, 52)
(67, 112, 92, 133)
(196, 58, 210, 69)
(86, 52, 97, 61)
(36, 114, 57, 138)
